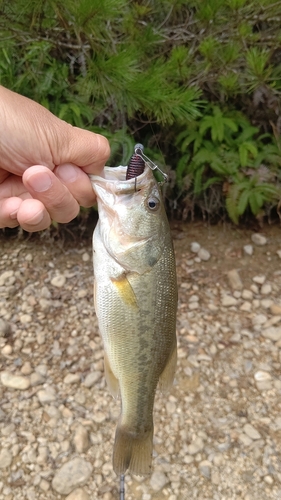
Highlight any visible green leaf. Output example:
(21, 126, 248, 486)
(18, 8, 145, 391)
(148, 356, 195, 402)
(193, 165, 205, 194)
(237, 189, 249, 215)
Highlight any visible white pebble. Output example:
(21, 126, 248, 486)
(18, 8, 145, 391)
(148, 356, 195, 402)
(261, 283, 272, 295)
(191, 242, 200, 253)
(150, 471, 168, 491)
(254, 371, 272, 381)
(64, 373, 81, 384)
(261, 326, 281, 342)
(252, 275, 266, 285)
(0, 371, 30, 390)
(227, 269, 243, 290)
(0, 449, 12, 469)
(52, 458, 93, 495)
(51, 275, 66, 288)
(1, 345, 12, 356)
(243, 244, 253, 255)
(198, 248, 211, 261)
(221, 295, 238, 307)
(243, 423, 261, 440)
(66, 489, 90, 500)
(251, 233, 267, 246)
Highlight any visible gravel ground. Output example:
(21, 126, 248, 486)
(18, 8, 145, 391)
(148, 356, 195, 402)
(0, 223, 281, 500)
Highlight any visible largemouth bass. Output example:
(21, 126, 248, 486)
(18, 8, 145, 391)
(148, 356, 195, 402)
(90, 163, 177, 476)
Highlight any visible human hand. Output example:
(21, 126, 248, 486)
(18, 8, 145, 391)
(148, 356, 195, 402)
(0, 86, 110, 231)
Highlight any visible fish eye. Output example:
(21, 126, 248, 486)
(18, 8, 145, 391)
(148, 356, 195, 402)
(146, 196, 160, 211)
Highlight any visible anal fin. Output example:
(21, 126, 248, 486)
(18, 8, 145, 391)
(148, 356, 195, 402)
(104, 351, 120, 399)
(159, 342, 177, 393)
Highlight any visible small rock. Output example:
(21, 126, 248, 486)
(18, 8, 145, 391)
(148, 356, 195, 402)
(19, 314, 32, 324)
(254, 371, 272, 382)
(198, 248, 210, 261)
(211, 470, 220, 485)
(37, 446, 48, 464)
(51, 275, 66, 288)
(73, 425, 90, 453)
(52, 458, 93, 495)
(36, 332, 46, 345)
(187, 437, 204, 455)
(242, 289, 253, 300)
(39, 479, 50, 492)
(243, 423, 261, 440)
(261, 326, 281, 342)
(251, 233, 267, 246)
(30, 372, 45, 386)
(252, 314, 267, 326)
(78, 290, 88, 299)
(240, 301, 252, 312)
(166, 401, 177, 414)
(276, 250, 281, 259)
(65, 488, 90, 500)
(191, 242, 200, 253)
(270, 304, 281, 315)
(39, 299, 51, 311)
(21, 361, 32, 375)
(199, 460, 211, 478)
(0, 318, 11, 337)
(189, 302, 199, 310)
(83, 371, 102, 388)
(227, 269, 243, 290)
(150, 471, 168, 492)
(261, 283, 272, 295)
(64, 373, 81, 385)
(243, 245, 253, 256)
(0, 449, 12, 469)
(238, 433, 253, 447)
(1, 345, 12, 356)
(37, 387, 57, 404)
(221, 295, 238, 307)
(0, 371, 30, 390)
(82, 253, 90, 262)
(264, 475, 273, 485)
(40, 286, 51, 299)
(253, 275, 266, 285)
(260, 299, 273, 309)
(35, 364, 48, 377)
(0, 270, 14, 286)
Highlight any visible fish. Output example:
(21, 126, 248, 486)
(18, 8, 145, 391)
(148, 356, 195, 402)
(90, 163, 177, 476)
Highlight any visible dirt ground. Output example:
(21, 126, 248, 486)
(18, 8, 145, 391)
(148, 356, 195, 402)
(0, 221, 281, 500)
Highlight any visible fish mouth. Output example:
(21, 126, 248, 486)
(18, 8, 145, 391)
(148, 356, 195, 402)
(89, 165, 152, 195)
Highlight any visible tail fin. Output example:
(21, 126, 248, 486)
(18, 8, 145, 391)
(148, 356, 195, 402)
(113, 424, 153, 476)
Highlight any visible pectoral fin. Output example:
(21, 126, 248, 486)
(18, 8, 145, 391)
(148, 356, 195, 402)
(104, 351, 120, 399)
(110, 274, 138, 308)
(159, 343, 177, 393)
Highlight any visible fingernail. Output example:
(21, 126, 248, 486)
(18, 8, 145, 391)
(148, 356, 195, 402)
(28, 172, 52, 192)
(26, 211, 44, 225)
(56, 164, 79, 183)
(10, 210, 18, 220)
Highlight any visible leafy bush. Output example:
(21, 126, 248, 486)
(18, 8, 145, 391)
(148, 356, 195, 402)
(0, 0, 281, 221)
(176, 105, 281, 222)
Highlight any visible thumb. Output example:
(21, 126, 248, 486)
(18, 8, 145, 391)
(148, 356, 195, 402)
(52, 121, 110, 174)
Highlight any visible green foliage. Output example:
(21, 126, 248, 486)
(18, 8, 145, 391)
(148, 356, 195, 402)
(176, 105, 281, 222)
(0, 0, 281, 222)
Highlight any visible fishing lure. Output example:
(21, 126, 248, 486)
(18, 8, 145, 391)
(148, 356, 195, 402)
(126, 143, 168, 183)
